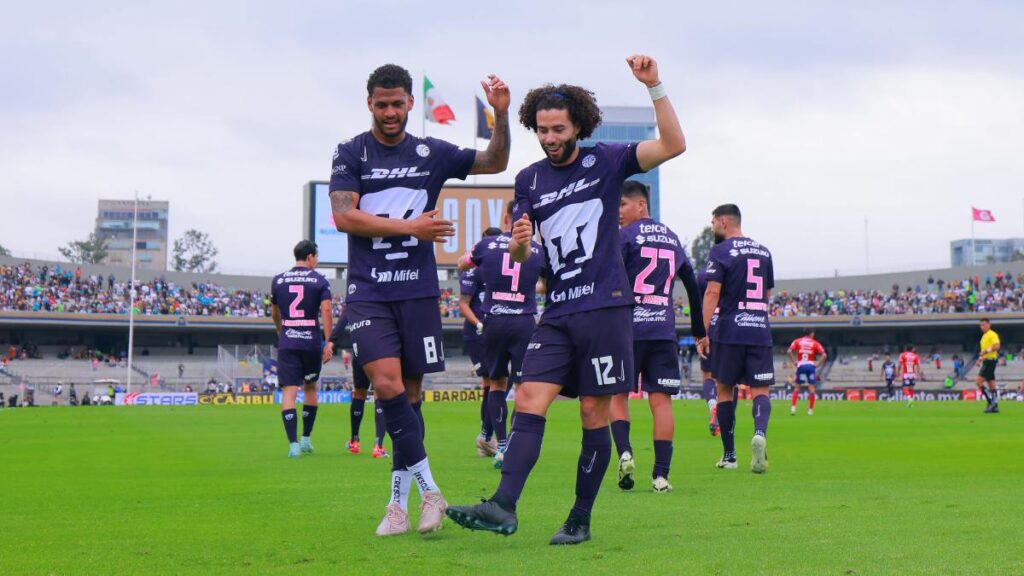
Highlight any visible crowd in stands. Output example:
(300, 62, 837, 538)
(6, 261, 1024, 320)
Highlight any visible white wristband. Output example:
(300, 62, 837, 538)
(648, 82, 666, 101)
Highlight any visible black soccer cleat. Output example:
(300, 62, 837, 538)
(549, 514, 591, 545)
(446, 500, 518, 536)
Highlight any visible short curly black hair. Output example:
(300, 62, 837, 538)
(367, 64, 413, 96)
(518, 84, 602, 140)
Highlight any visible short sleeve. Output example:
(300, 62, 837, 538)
(789, 340, 798, 352)
(470, 238, 486, 267)
(601, 142, 642, 179)
(329, 141, 362, 193)
(320, 280, 332, 303)
(513, 170, 535, 224)
(619, 227, 633, 263)
(430, 138, 476, 181)
(459, 271, 476, 298)
(705, 248, 725, 284)
(766, 254, 776, 291)
(269, 280, 278, 305)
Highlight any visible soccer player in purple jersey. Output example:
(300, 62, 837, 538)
(447, 54, 686, 545)
(460, 201, 545, 470)
(611, 181, 704, 493)
(270, 241, 334, 459)
(697, 267, 720, 436)
(326, 307, 388, 458)
(697, 204, 775, 474)
(329, 64, 510, 536)
(459, 227, 503, 458)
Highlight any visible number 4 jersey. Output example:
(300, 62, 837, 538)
(270, 267, 332, 350)
(513, 143, 641, 318)
(329, 132, 476, 302)
(470, 232, 544, 316)
(705, 237, 775, 346)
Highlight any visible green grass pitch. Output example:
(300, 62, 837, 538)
(2, 399, 1022, 575)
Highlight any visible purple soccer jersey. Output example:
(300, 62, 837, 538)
(470, 233, 543, 316)
(512, 143, 641, 318)
(620, 218, 690, 341)
(459, 267, 487, 341)
(329, 132, 476, 302)
(270, 267, 332, 351)
(705, 237, 775, 346)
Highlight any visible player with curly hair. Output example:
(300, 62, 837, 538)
(448, 54, 686, 545)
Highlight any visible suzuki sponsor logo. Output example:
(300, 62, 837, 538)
(362, 167, 430, 180)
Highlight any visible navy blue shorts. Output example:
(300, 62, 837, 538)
(346, 297, 445, 376)
(795, 364, 817, 385)
(483, 314, 535, 384)
(352, 358, 370, 390)
(464, 337, 488, 378)
(278, 348, 322, 387)
(700, 352, 713, 375)
(520, 306, 633, 398)
(711, 342, 775, 388)
(633, 340, 681, 394)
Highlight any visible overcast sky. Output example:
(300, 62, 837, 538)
(3, 1, 1023, 278)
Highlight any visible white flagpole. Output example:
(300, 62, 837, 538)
(127, 193, 139, 394)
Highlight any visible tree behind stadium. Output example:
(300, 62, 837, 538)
(172, 229, 219, 273)
(58, 233, 108, 264)
(690, 226, 714, 271)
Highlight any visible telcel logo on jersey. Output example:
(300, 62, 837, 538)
(548, 282, 595, 303)
(362, 167, 430, 180)
(371, 268, 419, 283)
(534, 177, 601, 208)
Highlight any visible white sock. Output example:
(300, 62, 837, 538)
(407, 457, 440, 494)
(708, 399, 718, 412)
(388, 470, 412, 511)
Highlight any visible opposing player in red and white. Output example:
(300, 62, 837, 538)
(787, 329, 827, 416)
(898, 344, 921, 407)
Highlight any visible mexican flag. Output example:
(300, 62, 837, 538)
(424, 76, 456, 125)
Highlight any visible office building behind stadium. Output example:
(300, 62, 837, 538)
(950, 238, 1024, 268)
(580, 106, 661, 219)
(95, 199, 170, 271)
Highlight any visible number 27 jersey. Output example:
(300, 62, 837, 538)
(513, 143, 641, 318)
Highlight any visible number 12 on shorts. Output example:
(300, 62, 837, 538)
(591, 355, 617, 385)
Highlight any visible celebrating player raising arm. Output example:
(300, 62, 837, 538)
(448, 54, 685, 545)
(328, 64, 510, 537)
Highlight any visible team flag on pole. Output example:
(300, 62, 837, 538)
(972, 207, 996, 222)
(424, 76, 455, 125)
(476, 96, 494, 139)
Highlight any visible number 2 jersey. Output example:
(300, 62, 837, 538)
(620, 218, 704, 341)
(470, 232, 544, 316)
(270, 267, 332, 350)
(329, 132, 476, 302)
(513, 143, 641, 318)
(705, 236, 775, 347)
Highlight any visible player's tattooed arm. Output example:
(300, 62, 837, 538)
(628, 55, 686, 172)
(470, 74, 511, 175)
(330, 190, 454, 242)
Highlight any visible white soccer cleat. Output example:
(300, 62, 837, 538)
(375, 503, 410, 537)
(652, 476, 673, 492)
(807, 409, 814, 416)
(751, 435, 768, 474)
(493, 448, 505, 470)
(417, 491, 448, 534)
(617, 451, 636, 490)
(715, 458, 737, 469)
(790, 406, 796, 416)
(476, 436, 498, 457)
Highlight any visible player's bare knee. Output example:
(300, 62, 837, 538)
(580, 395, 610, 428)
(491, 377, 508, 392)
